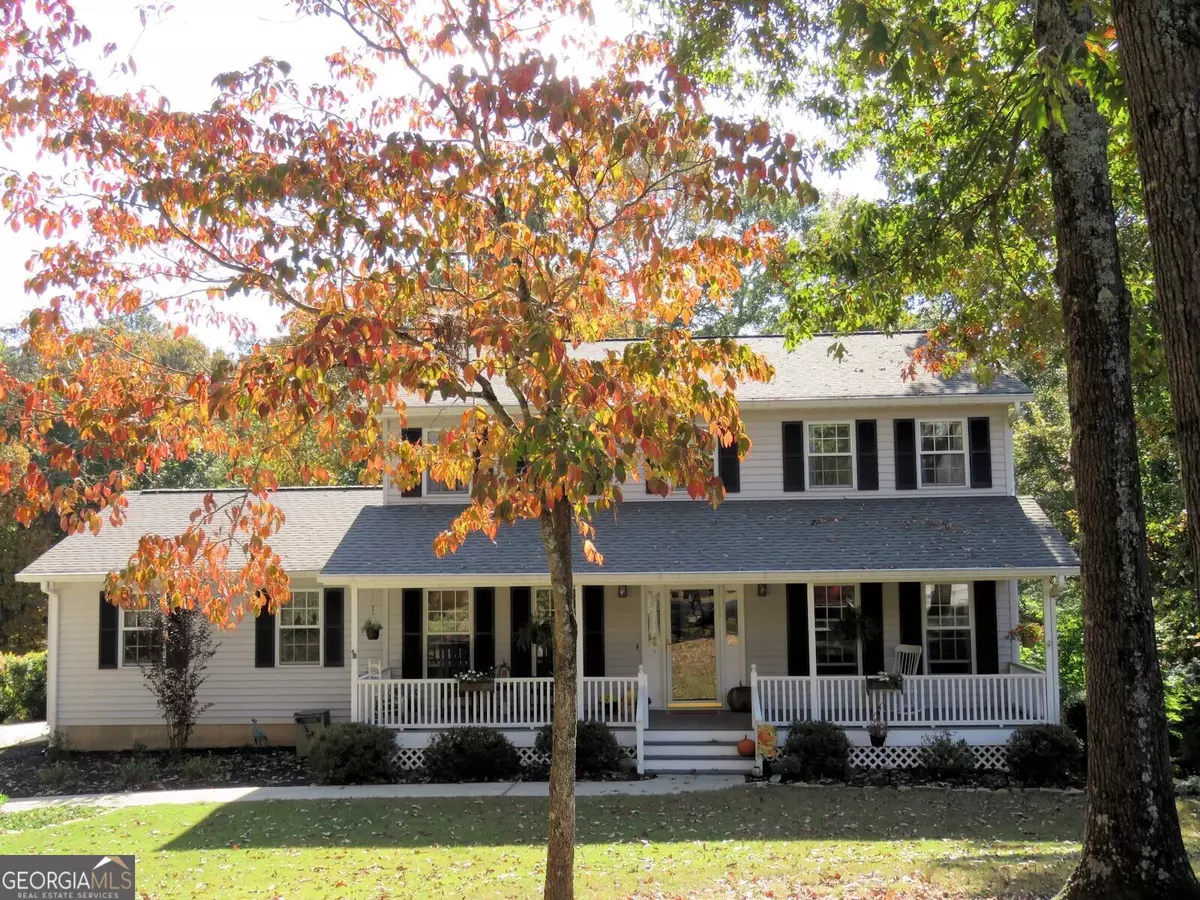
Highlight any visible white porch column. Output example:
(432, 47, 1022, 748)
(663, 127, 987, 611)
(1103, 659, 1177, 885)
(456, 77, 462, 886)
(44, 584, 59, 733)
(350, 584, 359, 723)
(574, 584, 584, 719)
(1042, 577, 1060, 723)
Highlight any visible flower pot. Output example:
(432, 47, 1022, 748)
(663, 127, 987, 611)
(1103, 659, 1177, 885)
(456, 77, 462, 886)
(363, 625, 381, 641)
(460, 680, 494, 694)
(737, 737, 756, 758)
(869, 731, 887, 748)
(726, 685, 752, 713)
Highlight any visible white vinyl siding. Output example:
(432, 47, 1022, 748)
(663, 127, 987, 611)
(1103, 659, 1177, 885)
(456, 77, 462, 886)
(388, 406, 1014, 502)
(604, 585, 642, 676)
(744, 582, 788, 676)
(54, 580, 352, 727)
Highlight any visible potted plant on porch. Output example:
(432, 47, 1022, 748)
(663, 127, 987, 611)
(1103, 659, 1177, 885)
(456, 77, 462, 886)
(864, 671, 903, 692)
(361, 617, 383, 641)
(456, 670, 495, 693)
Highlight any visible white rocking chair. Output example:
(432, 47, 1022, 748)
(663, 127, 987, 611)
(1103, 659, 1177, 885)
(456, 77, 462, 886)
(363, 658, 383, 679)
(893, 644, 923, 675)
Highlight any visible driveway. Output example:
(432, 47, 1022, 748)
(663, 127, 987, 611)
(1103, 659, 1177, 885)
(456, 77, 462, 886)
(0, 720, 48, 749)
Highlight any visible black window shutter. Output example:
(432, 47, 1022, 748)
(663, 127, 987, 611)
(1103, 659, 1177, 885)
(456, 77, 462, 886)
(718, 442, 741, 494)
(855, 420, 879, 490)
(894, 419, 917, 490)
(401, 588, 423, 678)
(582, 585, 605, 677)
(99, 593, 119, 669)
(254, 604, 276, 668)
(510, 586, 532, 677)
(897, 581, 924, 673)
(974, 580, 999, 674)
(786, 583, 809, 676)
(323, 588, 344, 667)
(860, 582, 885, 674)
(474, 587, 495, 673)
(782, 422, 806, 492)
(968, 417, 993, 488)
(400, 428, 423, 497)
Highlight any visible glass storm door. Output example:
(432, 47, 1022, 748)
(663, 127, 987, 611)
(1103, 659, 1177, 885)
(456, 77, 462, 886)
(668, 589, 719, 706)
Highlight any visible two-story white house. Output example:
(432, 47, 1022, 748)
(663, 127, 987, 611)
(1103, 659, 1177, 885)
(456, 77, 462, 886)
(19, 332, 1078, 774)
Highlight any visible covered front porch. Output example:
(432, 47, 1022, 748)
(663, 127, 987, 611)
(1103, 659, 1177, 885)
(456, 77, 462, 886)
(344, 575, 1063, 734)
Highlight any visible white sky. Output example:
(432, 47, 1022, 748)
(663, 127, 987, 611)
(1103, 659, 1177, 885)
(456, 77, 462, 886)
(0, 0, 881, 348)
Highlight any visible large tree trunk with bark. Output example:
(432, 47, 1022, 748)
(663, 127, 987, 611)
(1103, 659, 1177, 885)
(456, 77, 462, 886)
(540, 500, 578, 900)
(1112, 0, 1200, 601)
(1034, 1, 1200, 897)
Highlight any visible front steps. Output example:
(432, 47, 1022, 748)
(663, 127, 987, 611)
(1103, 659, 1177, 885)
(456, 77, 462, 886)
(641, 728, 756, 775)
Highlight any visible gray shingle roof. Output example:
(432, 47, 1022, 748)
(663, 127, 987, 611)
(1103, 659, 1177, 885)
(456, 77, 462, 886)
(21, 491, 1076, 580)
(398, 333, 1031, 409)
(18, 487, 380, 578)
(323, 496, 1077, 577)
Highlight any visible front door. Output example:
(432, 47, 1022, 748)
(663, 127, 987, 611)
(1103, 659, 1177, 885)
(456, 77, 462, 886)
(668, 588, 719, 706)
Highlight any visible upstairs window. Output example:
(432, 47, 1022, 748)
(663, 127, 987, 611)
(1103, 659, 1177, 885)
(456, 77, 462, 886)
(807, 423, 854, 488)
(424, 429, 469, 495)
(919, 420, 967, 486)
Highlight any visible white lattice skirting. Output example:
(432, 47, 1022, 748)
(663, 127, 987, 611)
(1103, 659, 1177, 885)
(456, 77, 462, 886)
(850, 744, 1009, 771)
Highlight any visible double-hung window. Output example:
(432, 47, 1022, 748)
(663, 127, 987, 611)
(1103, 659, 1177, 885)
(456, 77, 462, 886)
(813, 584, 858, 675)
(279, 589, 322, 665)
(121, 608, 162, 667)
(426, 589, 471, 677)
(807, 423, 854, 488)
(425, 429, 469, 495)
(919, 420, 967, 486)
(925, 582, 972, 673)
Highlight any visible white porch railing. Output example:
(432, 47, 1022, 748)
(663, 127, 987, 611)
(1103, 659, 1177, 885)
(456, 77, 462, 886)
(753, 669, 1052, 728)
(356, 675, 646, 729)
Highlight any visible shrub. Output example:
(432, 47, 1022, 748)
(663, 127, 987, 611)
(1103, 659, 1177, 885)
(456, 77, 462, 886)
(1007, 724, 1083, 786)
(534, 721, 622, 775)
(46, 729, 71, 760)
(38, 762, 73, 789)
(307, 723, 396, 785)
(778, 721, 851, 781)
(1062, 694, 1087, 746)
(0, 652, 47, 722)
(424, 727, 522, 782)
(141, 609, 216, 753)
(180, 755, 224, 782)
(115, 758, 150, 788)
(918, 731, 976, 780)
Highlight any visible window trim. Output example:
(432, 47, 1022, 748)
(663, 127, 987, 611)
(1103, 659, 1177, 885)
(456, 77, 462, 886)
(811, 582, 862, 675)
(423, 587, 474, 678)
(278, 588, 323, 667)
(804, 420, 856, 490)
(120, 607, 162, 668)
(916, 418, 969, 487)
(921, 581, 975, 674)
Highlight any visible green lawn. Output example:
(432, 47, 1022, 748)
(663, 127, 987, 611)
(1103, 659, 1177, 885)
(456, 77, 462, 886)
(3, 788, 1199, 898)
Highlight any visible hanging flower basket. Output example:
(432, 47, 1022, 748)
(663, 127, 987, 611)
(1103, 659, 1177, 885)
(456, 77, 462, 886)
(865, 672, 903, 692)
(457, 671, 494, 693)
(361, 618, 382, 641)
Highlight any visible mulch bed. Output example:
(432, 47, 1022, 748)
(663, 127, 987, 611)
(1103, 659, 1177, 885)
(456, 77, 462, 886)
(0, 743, 311, 799)
(749, 764, 1083, 791)
(0, 742, 648, 798)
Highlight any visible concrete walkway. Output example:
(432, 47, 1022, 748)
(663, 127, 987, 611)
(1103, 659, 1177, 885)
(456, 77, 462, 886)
(0, 720, 48, 749)
(1, 775, 746, 813)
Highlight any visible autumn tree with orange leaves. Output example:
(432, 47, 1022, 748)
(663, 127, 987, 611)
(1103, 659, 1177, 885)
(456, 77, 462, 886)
(0, 0, 804, 894)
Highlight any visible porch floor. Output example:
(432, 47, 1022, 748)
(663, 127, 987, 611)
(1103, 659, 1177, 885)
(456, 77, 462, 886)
(647, 710, 752, 731)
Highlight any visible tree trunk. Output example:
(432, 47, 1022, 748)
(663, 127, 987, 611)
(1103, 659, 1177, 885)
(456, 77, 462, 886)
(540, 500, 578, 900)
(1112, 0, 1200, 602)
(1034, 1, 1200, 897)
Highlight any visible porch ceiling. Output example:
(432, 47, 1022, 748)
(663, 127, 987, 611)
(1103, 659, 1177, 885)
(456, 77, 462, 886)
(323, 496, 1078, 580)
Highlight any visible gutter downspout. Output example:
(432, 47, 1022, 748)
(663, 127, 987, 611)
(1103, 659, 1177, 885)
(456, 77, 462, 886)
(42, 582, 59, 734)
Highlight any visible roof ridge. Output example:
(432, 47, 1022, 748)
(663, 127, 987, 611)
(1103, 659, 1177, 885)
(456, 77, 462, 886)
(138, 485, 374, 495)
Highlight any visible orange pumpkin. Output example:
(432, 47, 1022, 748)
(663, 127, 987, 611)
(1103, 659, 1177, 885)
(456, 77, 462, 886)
(737, 737, 756, 758)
